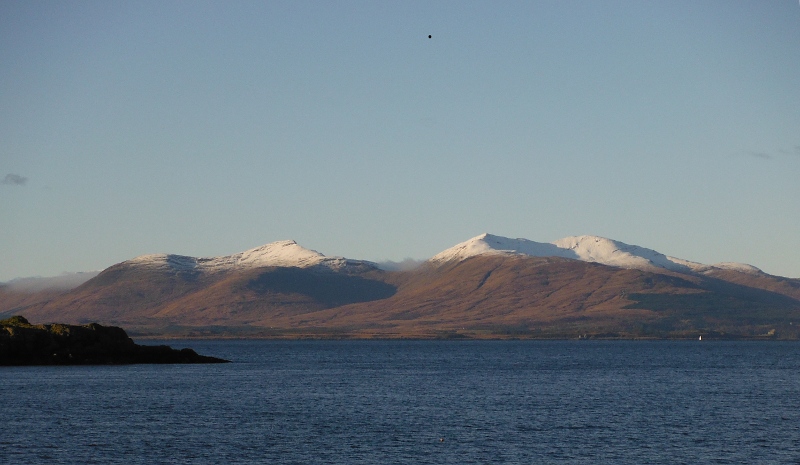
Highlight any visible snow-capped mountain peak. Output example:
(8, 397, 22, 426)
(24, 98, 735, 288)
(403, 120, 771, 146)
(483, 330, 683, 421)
(429, 233, 564, 262)
(204, 240, 328, 270)
(124, 240, 367, 273)
(550, 235, 693, 272)
(110, 235, 767, 278)
(430, 233, 719, 274)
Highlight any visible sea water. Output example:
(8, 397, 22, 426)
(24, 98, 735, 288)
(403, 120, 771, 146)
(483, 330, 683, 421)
(1, 340, 799, 464)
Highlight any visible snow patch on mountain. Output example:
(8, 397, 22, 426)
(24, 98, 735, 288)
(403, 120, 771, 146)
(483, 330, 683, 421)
(551, 235, 693, 272)
(710, 262, 763, 274)
(125, 240, 370, 273)
(430, 233, 757, 274)
(430, 234, 566, 263)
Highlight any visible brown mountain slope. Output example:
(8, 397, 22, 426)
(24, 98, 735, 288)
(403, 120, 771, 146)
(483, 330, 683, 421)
(16, 262, 212, 326)
(279, 256, 703, 336)
(9, 263, 398, 331)
(701, 268, 800, 301)
(5, 255, 800, 339)
(262, 255, 800, 338)
(149, 266, 396, 326)
(0, 286, 68, 317)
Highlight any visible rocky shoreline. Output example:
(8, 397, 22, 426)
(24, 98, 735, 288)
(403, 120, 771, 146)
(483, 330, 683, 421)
(0, 316, 229, 365)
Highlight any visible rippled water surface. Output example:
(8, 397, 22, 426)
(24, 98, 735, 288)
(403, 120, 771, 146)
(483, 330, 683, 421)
(2, 340, 800, 464)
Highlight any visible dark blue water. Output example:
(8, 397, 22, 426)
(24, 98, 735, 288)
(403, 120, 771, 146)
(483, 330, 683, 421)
(2, 340, 799, 464)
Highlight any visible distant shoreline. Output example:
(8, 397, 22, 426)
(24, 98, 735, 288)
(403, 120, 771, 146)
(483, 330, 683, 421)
(129, 332, 789, 342)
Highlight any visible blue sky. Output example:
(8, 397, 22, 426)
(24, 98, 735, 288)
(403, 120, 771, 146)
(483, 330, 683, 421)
(2, 0, 799, 281)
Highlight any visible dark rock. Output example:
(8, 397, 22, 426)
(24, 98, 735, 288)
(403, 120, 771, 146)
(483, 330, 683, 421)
(0, 316, 228, 365)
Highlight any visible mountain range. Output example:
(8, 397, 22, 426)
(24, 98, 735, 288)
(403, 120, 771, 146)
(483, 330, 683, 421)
(2, 234, 799, 339)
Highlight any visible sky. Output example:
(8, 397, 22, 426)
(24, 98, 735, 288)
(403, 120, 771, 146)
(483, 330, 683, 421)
(2, 0, 799, 282)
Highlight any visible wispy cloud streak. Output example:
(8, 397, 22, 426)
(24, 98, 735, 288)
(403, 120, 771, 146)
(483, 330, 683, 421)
(747, 151, 772, 160)
(745, 145, 800, 161)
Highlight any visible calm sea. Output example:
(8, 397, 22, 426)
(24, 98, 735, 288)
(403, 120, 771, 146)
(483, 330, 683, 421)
(1, 340, 799, 464)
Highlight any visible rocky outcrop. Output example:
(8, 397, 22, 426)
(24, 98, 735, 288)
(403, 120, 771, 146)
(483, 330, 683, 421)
(0, 316, 228, 365)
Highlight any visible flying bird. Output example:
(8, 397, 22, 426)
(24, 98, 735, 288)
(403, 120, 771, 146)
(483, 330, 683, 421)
(428, 35, 432, 39)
